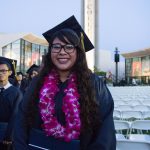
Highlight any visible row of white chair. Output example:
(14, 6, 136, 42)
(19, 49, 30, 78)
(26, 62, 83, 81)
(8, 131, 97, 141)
(114, 110, 150, 120)
(114, 105, 150, 111)
(114, 101, 150, 107)
(113, 97, 150, 100)
(109, 86, 150, 101)
(116, 133, 150, 141)
(114, 120, 150, 135)
(112, 89, 150, 93)
(116, 139, 150, 150)
(115, 99, 150, 104)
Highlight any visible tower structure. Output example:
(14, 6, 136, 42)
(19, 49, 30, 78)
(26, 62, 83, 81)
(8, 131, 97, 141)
(81, 0, 99, 71)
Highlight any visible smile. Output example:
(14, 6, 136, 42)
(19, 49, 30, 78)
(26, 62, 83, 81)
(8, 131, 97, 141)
(57, 58, 69, 63)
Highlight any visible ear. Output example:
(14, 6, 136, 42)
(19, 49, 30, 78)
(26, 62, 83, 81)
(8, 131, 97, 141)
(9, 70, 12, 76)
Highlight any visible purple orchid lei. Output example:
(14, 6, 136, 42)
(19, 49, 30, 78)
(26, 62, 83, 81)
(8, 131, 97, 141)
(39, 69, 81, 142)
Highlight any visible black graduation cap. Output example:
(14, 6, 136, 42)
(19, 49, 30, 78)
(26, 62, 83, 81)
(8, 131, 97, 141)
(26, 64, 39, 74)
(0, 56, 17, 78)
(43, 15, 94, 52)
(17, 71, 24, 76)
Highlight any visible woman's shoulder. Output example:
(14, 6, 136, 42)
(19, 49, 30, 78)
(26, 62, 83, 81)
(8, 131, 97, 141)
(90, 73, 114, 106)
(90, 73, 104, 90)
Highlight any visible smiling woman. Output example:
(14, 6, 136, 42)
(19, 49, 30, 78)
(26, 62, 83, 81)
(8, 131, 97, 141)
(13, 16, 116, 150)
(50, 36, 77, 77)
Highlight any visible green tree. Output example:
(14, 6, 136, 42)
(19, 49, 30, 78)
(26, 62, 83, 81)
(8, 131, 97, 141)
(94, 66, 106, 77)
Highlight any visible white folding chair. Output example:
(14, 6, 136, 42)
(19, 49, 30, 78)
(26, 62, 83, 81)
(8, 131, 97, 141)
(118, 105, 133, 111)
(117, 139, 150, 150)
(116, 134, 126, 140)
(142, 100, 150, 106)
(114, 120, 130, 135)
(114, 101, 127, 107)
(113, 110, 121, 120)
(130, 120, 150, 134)
(143, 111, 150, 119)
(121, 111, 143, 121)
(129, 134, 150, 142)
(133, 105, 150, 112)
(126, 100, 142, 106)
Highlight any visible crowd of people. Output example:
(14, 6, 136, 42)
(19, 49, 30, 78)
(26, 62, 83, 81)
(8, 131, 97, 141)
(0, 15, 116, 150)
(12, 64, 40, 95)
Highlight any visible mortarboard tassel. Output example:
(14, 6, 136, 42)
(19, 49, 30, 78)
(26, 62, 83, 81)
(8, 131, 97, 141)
(80, 32, 85, 51)
(12, 60, 16, 76)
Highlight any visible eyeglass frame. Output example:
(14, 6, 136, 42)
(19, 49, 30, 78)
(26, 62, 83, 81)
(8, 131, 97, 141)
(0, 69, 10, 74)
(50, 43, 77, 54)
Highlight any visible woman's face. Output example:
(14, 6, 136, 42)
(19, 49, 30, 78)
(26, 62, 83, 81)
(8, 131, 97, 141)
(51, 37, 77, 72)
(31, 70, 38, 78)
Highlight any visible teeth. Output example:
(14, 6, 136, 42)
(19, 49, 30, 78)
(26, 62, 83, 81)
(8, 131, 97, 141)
(58, 58, 68, 63)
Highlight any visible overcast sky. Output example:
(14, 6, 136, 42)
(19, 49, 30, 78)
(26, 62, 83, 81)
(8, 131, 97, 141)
(1, 0, 150, 55)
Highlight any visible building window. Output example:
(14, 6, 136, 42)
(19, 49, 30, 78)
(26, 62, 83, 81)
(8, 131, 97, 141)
(12, 40, 21, 71)
(32, 44, 40, 65)
(20, 39, 25, 73)
(141, 56, 150, 76)
(2, 44, 11, 58)
(132, 57, 141, 77)
(126, 58, 132, 77)
(25, 41, 32, 71)
(39, 46, 48, 63)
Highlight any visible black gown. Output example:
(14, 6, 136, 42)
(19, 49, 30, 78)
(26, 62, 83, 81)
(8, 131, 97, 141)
(0, 85, 22, 141)
(13, 73, 116, 150)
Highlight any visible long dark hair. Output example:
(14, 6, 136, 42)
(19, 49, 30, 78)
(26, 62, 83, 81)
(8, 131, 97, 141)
(26, 28, 101, 136)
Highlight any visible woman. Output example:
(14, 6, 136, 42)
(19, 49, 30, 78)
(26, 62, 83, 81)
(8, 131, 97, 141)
(13, 16, 116, 150)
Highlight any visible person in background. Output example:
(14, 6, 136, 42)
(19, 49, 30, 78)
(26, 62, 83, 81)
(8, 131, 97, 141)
(26, 64, 39, 83)
(5, 59, 17, 86)
(0, 57, 22, 150)
(27, 64, 39, 80)
(13, 16, 116, 150)
(14, 72, 23, 87)
(14, 72, 28, 94)
(21, 64, 39, 94)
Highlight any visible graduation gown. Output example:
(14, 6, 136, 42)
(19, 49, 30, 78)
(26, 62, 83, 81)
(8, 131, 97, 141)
(0, 85, 22, 141)
(13, 73, 116, 150)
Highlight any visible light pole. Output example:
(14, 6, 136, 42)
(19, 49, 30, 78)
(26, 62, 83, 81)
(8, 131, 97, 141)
(114, 47, 120, 85)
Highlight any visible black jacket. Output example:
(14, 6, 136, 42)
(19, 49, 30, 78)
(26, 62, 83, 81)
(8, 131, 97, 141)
(0, 85, 22, 141)
(13, 73, 116, 150)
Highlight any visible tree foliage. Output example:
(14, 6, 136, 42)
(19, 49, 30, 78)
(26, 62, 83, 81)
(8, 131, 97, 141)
(94, 66, 106, 77)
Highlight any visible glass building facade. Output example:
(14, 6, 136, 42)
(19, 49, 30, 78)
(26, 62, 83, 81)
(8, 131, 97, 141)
(2, 39, 48, 73)
(125, 56, 150, 85)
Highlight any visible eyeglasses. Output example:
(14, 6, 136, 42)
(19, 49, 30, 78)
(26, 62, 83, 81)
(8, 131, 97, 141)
(0, 69, 10, 74)
(51, 43, 76, 53)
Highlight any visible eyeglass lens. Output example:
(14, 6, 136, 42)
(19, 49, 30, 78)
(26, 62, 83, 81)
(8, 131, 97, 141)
(51, 44, 75, 53)
(0, 70, 9, 73)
